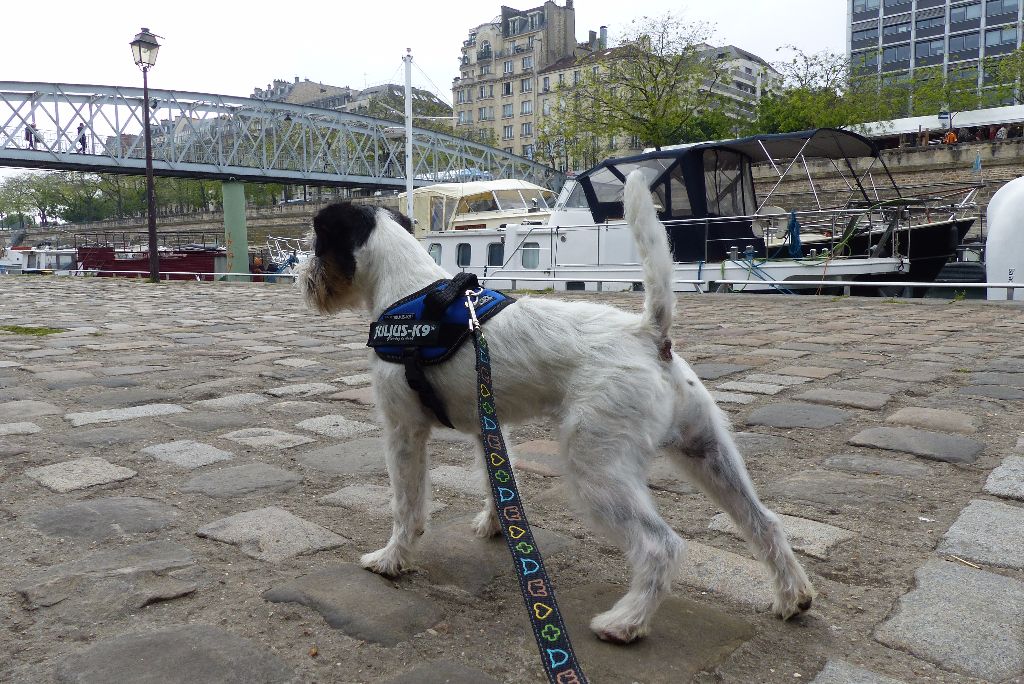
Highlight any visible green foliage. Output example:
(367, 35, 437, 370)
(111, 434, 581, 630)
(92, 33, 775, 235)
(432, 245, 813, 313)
(0, 325, 65, 336)
(985, 46, 1024, 105)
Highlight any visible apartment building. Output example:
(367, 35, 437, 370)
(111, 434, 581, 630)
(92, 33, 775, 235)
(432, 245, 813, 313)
(848, 0, 1022, 101)
(251, 77, 451, 118)
(452, 1, 585, 157)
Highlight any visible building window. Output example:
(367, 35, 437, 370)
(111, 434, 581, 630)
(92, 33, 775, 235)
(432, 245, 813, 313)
(487, 243, 504, 266)
(521, 242, 540, 268)
(456, 89, 467, 104)
(882, 44, 911, 63)
(521, 122, 533, 136)
(986, 25, 1018, 47)
(504, 60, 514, 74)
(522, 56, 533, 70)
(522, 144, 534, 158)
(916, 16, 945, 30)
(521, 100, 533, 114)
(478, 106, 495, 121)
(503, 125, 514, 140)
(948, 32, 981, 53)
(915, 38, 944, 58)
(558, 73, 565, 84)
(542, 76, 550, 91)
(480, 63, 492, 75)
(542, 99, 551, 115)
(456, 243, 472, 267)
(573, 70, 581, 84)
(882, 22, 911, 37)
(427, 244, 442, 264)
(504, 146, 513, 153)
(951, 2, 983, 22)
(502, 81, 513, 96)
(502, 103, 513, 118)
(987, 0, 1020, 16)
(457, 111, 470, 125)
(520, 78, 533, 93)
(852, 26, 879, 42)
(853, 0, 879, 10)
(883, 0, 911, 7)
(853, 50, 880, 68)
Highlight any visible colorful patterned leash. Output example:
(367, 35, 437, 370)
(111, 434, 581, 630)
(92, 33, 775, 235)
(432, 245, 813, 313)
(465, 289, 588, 684)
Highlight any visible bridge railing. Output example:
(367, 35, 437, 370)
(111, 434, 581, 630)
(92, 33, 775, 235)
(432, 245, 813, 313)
(0, 81, 564, 190)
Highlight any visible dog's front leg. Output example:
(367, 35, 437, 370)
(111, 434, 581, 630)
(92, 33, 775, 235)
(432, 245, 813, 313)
(360, 418, 430, 577)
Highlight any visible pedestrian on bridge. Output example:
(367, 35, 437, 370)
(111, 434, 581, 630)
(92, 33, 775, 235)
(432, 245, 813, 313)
(24, 124, 36, 150)
(77, 123, 87, 153)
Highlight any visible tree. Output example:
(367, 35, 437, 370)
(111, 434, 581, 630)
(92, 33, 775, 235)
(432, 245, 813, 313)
(985, 46, 1024, 105)
(540, 12, 735, 165)
(909, 64, 986, 117)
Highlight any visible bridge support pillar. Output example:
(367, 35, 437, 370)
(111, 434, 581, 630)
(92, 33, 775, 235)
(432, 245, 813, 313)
(222, 181, 249, 282)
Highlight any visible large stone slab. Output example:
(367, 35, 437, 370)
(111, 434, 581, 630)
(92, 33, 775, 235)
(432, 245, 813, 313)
(886, 407, 979, 434)
(710, 390, 757, 405)
(742, 373, 811, 387)
(219, 427, 314, 450)
(768, 470, 900, 507)
(745, 402, 851, 429)
(60, 425, 153, 448)
(511, 439, 563, 477)
(86, 388, 174, 408)
(196, 506, 347, 562)
(675, 540, 773, 609)
(141, 440, 234, 469)
(863, 367, 947, 383)
(296, 437, 386, 474)
(824, 453, 931, 478)
(54, 624, 295, 684)
(64, 403, 186, 426)
(26, 497, 179, 541)
(295, 414, 377, 439)
(718, 381, 785, 396)
(430, 465, 484, 497)
(874, 559, 1024, 682)
(937, 498, 1024, 569)
(16, 541, 196, 620)
(969, 371, 1024, 387)
(182, 463, 303, 498)
(0, 399, 61, 420)
(0, 421, 40, 436)
(191, 392, 268, 409)
(265, 382, 338, 397)
(25, 457, 137, 492)
(690, 363, 752, 380)
(381, 661, 501, 684)
(812, 660, 907, 684)
(733, 431, 798, 456)
(709, 512, 855, 560)
(985, 455, 1024, 501)
(558, 583, 755, 683)
(791, 388, 892, 410)
(416, 517, 571, 594)
(162, 410, 254, 433)
(263, 563, 442, 645)
(848, 427, 984, 464)
(774, 365, 841, 379)
(957, 385, 1024, 400)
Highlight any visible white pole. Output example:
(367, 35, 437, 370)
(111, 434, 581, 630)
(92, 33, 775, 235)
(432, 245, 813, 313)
(404, 48, 414, 219)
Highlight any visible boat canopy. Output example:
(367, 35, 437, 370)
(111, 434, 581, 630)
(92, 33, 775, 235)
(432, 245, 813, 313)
(403, 179, 556, 234)
(570, 128, 880, 225)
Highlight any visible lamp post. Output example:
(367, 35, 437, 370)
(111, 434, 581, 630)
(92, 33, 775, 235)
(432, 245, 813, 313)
(130, 27, 161, 281)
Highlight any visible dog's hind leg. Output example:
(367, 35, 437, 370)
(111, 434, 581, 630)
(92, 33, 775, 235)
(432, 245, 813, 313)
(669, 397, 815, 619)
(562, 420, 685, 644)
(360, 417, 431, 577)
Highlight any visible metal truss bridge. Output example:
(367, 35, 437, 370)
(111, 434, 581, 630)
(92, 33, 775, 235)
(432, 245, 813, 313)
(0, 81, 563, 190)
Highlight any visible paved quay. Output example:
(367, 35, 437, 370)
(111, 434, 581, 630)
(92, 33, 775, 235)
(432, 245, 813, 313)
(2, 276, 1024, 684)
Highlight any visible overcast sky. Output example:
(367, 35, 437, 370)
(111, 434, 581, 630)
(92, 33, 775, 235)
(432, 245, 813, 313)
(4, 0, 847, 102)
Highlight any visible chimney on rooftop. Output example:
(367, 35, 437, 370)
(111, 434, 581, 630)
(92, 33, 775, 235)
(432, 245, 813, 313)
(600, 26, 608, 49)
(294, 76, 299, 83)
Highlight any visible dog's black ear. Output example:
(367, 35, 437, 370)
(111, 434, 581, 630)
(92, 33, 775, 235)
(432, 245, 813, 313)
(311, 202, 377, 280)
(385, 208, 414, 234)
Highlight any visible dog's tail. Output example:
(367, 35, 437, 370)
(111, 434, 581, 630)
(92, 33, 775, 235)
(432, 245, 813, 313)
(624, 169, 674, 344)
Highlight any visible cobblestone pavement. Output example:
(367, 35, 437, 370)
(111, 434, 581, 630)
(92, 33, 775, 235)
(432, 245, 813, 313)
(2, 277, 1023, 684)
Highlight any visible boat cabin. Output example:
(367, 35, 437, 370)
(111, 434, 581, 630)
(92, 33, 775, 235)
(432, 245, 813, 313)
(403, 179, 557, 237)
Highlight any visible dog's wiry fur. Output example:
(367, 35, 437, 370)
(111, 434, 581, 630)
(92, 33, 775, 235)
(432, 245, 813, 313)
(300, 171, 815, 643)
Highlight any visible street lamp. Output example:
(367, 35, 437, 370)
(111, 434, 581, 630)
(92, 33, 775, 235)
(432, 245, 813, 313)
(130, 27, 161, 281)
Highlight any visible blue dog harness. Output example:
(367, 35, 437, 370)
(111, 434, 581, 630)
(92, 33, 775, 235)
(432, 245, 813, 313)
(367, 272, 514, 427)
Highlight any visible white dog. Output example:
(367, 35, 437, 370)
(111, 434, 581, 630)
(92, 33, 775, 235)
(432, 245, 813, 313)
(300, 171, 814, 644)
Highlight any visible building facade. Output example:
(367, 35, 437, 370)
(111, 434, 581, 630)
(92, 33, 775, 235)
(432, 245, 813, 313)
(847, 0, 1022, 101)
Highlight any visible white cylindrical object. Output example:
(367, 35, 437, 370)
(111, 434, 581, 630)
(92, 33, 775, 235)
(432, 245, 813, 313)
(985, 175, 1024, 300)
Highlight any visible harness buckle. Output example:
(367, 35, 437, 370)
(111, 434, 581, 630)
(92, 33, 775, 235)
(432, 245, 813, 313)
(464, 288, 484, 331)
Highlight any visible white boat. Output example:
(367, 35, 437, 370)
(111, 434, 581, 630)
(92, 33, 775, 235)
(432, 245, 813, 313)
(0, 244, 80, 275)
(404, 179, 557, 236)
(417, 129, 976, 294)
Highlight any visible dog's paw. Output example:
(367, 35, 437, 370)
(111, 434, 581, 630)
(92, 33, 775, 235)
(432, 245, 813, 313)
(772, 583, 816, 620)
(589, 610, 648, 645)
(360, 547, 408, 578)
(471, 509, 502, 538)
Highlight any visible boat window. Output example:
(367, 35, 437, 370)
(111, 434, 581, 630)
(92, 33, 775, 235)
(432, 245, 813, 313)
(495, 190, 529, 210)
(57, 254, 75, 269)
(427, 243, 442, 265)
(557, 181, 589, 209)
(429, 197, 446, 232)
(457, 192, 499, 214)
(521, 242, 540, 268)
(703, 150, 751, 217)
(487, 242, 504, 266)
(519, 188, 554, 210)
(668, 166, 692, 217)
(456, 243, 472, 267)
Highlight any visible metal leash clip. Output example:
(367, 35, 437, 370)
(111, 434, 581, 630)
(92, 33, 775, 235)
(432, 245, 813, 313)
(464, 288, 484, 331)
